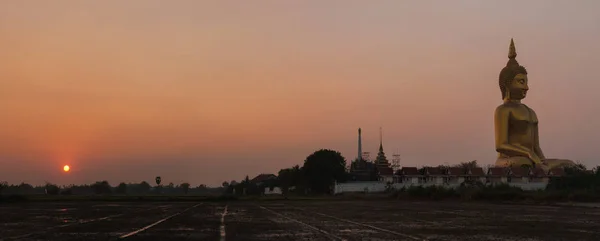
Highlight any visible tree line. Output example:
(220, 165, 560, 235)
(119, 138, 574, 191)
(3, 150, 598, 199)
(0, 181, 223, 196)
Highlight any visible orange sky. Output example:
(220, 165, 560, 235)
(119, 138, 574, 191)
(1, 1, 599, 186)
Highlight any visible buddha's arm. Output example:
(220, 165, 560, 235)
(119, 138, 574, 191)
(528, 107, 547, 160)
(494, 107, 533, 157)
(533, 124, 546, 159)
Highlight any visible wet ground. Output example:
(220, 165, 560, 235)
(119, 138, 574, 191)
(1, 200, 599, 241)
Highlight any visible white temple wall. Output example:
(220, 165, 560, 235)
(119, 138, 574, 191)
(334, 180, 549, 194)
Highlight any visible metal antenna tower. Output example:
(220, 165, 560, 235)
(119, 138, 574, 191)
(392, 151, 401, 171)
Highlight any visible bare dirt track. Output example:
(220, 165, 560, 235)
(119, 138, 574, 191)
(1, 200, 599, 241)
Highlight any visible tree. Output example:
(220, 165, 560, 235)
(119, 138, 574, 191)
(139, 181, 151, 193)
(222, 181, 229, 188)
(547, 164, 596, 191)
(452, 160, 480, 169)
(17, 182, 34, 194)
(180, 183, 190, 194)
(0, 181, 7, 195)
(561, 162, 587, 175)
(241, 176, 250, 195)
(289, 165, 308, 193)
(302, 149, 347, 194)
(278, 168, 295, 194)
(45, 183, 60, 195)
(237, 175, 262, 195)
(116, 183, 127, 194)
(91, 181, 112, 194)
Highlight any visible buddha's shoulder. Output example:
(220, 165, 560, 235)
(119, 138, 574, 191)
(495, 103, 532, 114)
(495, 103, 517, 113)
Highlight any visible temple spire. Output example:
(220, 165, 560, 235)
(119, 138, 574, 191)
(357, 128, 362, 161)
(379, 127, 383, 151)
(375, 127, 389, 167)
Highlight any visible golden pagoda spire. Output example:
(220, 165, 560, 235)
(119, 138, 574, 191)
(508, 38, 517, 59)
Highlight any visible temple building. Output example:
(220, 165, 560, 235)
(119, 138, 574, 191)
(374, 128, 389, 167)
(348, 127, 394, 182)
(349, 128, 378, 181)
(374, 128, 394, 182)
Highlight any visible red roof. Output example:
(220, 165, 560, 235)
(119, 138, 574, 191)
(378, 167, 394, 176)
(487, 167, 507, 176)
(508, 167, 529, 177)
(399, 167, 420, 176)
(548, 168, 565, 177)
(251, 174, 277, 183)
(424, 167, 444, 176)
(447, 167, 465, 176)
(465, 167, 485, 176)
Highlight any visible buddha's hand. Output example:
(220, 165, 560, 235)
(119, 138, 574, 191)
(528, 152, 543, 165)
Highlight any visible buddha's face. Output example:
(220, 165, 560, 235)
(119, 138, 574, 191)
(507, 73, 529, 100)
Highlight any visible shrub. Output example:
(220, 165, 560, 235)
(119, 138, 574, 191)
(60, 189, 73, 195)
(0, 195, 29, 203)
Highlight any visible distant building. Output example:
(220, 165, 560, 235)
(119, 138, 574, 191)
(349, 161, 378, 181)
(334, 166, 568, 194)
(251, 174, 277, 186)
(530, 168, 548, 183)
(465, 167, 486, 183)
(374, 128, 390, 167)
(264, 186, 282, 195)
(446, 167, 465, 184)
(423, 167, 445, 185)
(507, 167, 530, 183)
(397, 167, 420, 185)
(349, 127, 378, 181)
(335, 128, 572, 194)
(374, 127, 394, 183)
(378, 167, 394, 183)
(487, 167, 508, 184)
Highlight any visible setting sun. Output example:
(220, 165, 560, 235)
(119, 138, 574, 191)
(63, 165, 70, 172)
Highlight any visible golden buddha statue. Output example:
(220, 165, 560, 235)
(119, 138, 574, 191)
(494, 39, 575, 171)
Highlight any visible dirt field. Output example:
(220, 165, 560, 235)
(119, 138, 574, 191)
(1, 200, 599, 241)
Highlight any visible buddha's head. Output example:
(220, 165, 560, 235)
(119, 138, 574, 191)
(499, 39, 529, 101)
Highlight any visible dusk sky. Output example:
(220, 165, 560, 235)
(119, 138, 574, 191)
(1, 1, 599, 187)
